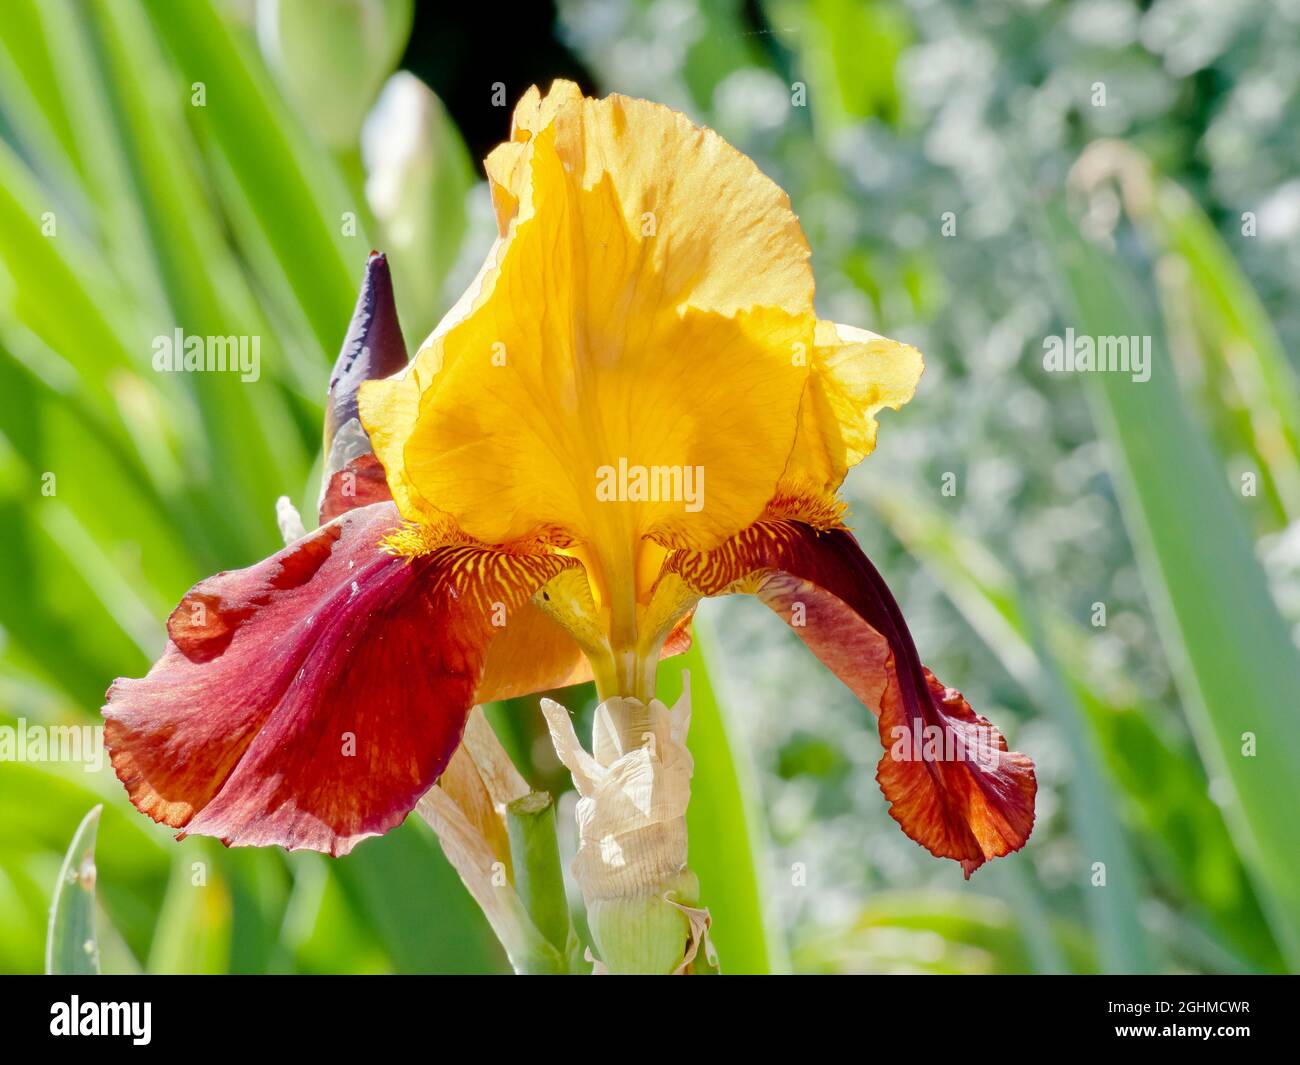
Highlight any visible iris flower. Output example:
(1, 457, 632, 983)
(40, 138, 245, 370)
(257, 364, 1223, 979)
(104, 82, 1034, 886)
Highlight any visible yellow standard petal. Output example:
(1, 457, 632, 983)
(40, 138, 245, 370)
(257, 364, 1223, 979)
(416, 124, 809, 582)
(361, 85, 816, 630)
(360, 81, 923, 696)
(484, 81, 814, 316)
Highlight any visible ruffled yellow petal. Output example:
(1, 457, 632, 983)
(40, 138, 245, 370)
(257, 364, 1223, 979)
(484, 81, 584, 232)
(359, 79, 923, 685)
(485, 79, 814, 317)
(367, 81, 819, 539)
(779, 321, 924, 500)
(395, 122, 811, 601)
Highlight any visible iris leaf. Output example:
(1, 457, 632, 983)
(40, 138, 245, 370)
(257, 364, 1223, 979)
(45, 804, 102, 975)
(1042, 200, 1300, 967)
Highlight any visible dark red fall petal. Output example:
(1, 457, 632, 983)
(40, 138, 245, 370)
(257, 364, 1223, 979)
(319, 252, 408, 523)
(318, 452, 394, 524)
(103, 501, 574, 856)
(667, 520, 1035, 877)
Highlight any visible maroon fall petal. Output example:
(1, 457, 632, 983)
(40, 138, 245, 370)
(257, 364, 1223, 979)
(318, 452, 395, 525)
(667, 519, 1036, 877)
(103, 501, 574, 856)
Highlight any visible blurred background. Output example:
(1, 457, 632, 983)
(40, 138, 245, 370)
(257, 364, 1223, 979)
(2, 0, 1299, 975)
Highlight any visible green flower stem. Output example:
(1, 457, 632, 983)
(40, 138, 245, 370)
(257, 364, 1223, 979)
(506, 791, 586, 973)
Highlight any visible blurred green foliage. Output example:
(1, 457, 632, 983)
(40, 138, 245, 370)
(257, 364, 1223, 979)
(1, 0, 1298, 974)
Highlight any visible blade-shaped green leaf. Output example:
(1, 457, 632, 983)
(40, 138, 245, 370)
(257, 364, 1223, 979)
(332, 819, 509, 974)
(1042, 201, 1300, 967)
(84, 0, 311, 551)
(145, 843, 232, 975)
(141, 0, 369, 355)
(45, 804, 102, 975)
(1149, 181, 1300, 526)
